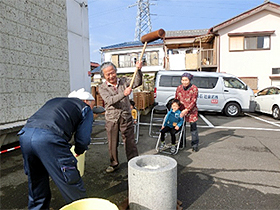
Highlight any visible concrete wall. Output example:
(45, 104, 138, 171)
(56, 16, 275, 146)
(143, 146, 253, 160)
(0, 0, 90, 146)
(218, 10, 280, 90)
(0, 0, 70, 125)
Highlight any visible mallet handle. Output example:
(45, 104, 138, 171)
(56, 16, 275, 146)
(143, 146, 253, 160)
(129, 41, 147, 88)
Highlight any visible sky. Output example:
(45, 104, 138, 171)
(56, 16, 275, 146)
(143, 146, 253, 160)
(88, 0, 280, 63)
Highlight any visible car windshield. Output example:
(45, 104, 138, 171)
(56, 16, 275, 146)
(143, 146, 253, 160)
(257, 87, 280, 96)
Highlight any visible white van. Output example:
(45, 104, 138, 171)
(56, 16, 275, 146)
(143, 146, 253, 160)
(154, 70, 256, 117)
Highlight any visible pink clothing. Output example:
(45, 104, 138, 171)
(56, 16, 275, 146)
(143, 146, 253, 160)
(175, 84, 198, 122)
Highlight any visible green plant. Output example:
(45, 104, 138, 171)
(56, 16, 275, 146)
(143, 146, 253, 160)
(143, 74, 154, 91)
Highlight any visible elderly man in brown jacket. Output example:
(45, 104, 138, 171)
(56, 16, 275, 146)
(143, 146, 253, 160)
(99, 61, 143, 173)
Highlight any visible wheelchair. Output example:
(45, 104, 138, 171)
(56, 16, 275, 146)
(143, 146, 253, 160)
(155, 115, 186, 155)
(149, 104, 169, 138)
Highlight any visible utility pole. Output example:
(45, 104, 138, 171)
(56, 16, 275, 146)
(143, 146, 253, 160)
(129, 0, 153, 41)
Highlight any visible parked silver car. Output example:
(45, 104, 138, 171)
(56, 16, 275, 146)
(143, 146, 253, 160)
(255, 86, 280, 119)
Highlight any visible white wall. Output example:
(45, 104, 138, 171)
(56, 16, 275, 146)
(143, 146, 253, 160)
(66, 0, 91, 92)
(169, 54, 186, 70)
(218, 10, 280, 90)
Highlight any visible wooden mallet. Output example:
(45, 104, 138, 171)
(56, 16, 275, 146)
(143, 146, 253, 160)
(129, 29, 166, 88)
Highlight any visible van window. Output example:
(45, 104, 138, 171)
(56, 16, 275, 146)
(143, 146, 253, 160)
(192, 77, 218, 89)
(159, 75, 218, 89)
(159, 76, 181, 87)
(223, 77, 246, 90)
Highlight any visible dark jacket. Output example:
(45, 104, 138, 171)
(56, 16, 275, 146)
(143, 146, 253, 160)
(23, 97, 93, 154)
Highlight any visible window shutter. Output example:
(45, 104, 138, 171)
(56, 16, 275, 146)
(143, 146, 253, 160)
(229, 36, 244, 51)
(111, 55, 119, 68)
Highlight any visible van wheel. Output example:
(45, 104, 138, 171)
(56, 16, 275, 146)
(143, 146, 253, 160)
(272, 105, 280, 119)
(224, 102, 241, 117)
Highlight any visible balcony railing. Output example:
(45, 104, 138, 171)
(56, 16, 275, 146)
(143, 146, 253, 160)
(200, 49, 216, 66)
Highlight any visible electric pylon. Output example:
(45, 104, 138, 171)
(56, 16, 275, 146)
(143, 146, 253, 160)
(129, 0, 153, 41)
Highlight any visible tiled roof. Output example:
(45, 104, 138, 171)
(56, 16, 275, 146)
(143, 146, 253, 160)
(100, 39, 163, 50)
(166, 29, 209, 38)
(100, 29, 209, 50)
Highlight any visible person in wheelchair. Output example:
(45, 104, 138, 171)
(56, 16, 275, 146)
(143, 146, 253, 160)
(159, 99, 184, 154)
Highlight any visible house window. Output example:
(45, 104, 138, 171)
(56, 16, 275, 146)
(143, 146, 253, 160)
(119, 54, 131, 68)
(116, 51, 159, 68)
(244, 35, 270, 50)
(145, 51, 159, 66)
(111, 54, 119, 67)
(272, 68, 280, 74)
(228, 31, 274, 51)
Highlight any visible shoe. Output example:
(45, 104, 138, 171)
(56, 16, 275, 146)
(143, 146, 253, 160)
(170, 145, 176, 154)
(159, 141, 165, 150)
(192, 145, 198, 152)
(106, 165, 118, 173)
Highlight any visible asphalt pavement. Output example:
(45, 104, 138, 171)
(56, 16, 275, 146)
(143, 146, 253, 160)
(1, 111, 280, 209)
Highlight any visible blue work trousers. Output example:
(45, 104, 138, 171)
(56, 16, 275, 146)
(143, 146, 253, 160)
(19, 127, 86, 210)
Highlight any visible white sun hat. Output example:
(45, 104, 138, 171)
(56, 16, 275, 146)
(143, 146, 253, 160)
(68, 88, 95, 101)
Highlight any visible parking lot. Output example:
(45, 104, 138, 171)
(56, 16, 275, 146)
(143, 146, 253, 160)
(1, 111, 280, 209)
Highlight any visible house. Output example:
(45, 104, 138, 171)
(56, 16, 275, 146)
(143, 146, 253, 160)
(99, 29, 213, 73)
(211, 1, 280, 90)
(163, 29, 217, 71)
(98, 30, 212, 92)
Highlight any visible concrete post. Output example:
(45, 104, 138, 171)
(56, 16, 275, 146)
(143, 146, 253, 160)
(128, 155, 177, 210)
